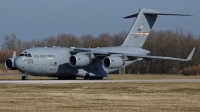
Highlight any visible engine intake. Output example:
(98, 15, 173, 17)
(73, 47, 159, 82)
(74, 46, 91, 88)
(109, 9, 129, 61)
(69, 54, 90, 67)
(5, 58, 16, 70)
(103, 56, 124, 68)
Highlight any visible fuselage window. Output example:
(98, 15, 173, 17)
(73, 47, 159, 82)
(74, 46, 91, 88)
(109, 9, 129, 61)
(25, 54, 27, 57)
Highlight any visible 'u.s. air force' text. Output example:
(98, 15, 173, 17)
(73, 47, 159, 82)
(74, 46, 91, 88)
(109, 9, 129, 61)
(34, 54, 55, 59)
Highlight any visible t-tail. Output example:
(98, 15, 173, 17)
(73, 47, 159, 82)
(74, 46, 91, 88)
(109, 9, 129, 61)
(121, 8, 191, 47)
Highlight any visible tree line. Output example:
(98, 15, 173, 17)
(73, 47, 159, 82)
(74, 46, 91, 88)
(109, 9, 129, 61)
(1, 29, 200, 75)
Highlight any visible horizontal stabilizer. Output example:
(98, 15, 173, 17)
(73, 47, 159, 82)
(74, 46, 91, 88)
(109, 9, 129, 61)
(144, 13, 192, 16)
(123, 13, 138, 18)
(124, 13, 192, 19)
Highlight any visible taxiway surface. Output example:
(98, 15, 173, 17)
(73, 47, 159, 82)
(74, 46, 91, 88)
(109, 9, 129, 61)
(0, 79, 200, 84)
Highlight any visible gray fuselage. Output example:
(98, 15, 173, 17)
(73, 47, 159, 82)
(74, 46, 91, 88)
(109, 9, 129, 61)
(14, 46, 149, 77)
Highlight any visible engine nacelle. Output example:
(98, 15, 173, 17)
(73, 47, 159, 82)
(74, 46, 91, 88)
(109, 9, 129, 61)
(5, 58, 16, 70)
(69, 54, 90, 67)
(103, 56, 124, 68)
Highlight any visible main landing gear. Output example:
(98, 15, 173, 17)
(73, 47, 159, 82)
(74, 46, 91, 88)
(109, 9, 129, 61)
(58, 76, 76, 80)
(84, 73, 103, 80)
(22, 73, 28, 80)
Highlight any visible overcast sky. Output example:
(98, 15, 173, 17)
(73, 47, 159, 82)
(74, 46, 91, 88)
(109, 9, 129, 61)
(0, 0, 199, 47)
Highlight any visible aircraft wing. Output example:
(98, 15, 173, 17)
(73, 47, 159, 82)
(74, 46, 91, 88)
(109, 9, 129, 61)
(70, 47, 195, 61)
(126, 47, 195, 61)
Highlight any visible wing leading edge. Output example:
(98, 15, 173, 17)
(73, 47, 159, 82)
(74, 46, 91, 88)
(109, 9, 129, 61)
(70, 47, 195, 61)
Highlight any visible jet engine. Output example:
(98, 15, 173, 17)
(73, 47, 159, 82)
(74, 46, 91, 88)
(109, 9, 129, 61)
(69, 54, 90, 67)
(5, 58, 16, 70)
(103, 56, 124, 68)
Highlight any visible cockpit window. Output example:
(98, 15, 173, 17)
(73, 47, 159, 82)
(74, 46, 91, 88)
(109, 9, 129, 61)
(19, 53, 32, 57)
(28, 54, 32, 57)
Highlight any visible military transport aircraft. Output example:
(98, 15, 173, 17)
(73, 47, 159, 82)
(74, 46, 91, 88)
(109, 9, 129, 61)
(5, 8, 195, 80)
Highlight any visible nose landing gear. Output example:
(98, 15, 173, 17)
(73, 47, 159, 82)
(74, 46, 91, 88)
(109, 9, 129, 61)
(22, 73, 29, 80)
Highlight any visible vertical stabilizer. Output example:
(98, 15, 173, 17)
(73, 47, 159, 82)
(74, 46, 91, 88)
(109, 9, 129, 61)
(121, 8, 191, 47)
(121, 8, 158, 47)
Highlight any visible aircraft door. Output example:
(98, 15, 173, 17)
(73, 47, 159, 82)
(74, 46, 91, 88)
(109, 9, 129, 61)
(41, 64, 47, 73)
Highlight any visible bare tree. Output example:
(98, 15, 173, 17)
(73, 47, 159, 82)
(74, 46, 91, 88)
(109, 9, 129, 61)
(80, 34, 96, 48)
(111, 31, 126, 46)
(56, 34, 81, 47)
(2, 34, 21, 50)
(44, 36, 57, 47)
(96, 33, 112, 47)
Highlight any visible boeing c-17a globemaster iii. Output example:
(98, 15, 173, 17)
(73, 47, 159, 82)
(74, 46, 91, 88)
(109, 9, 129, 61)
(5, 8, 195, 80)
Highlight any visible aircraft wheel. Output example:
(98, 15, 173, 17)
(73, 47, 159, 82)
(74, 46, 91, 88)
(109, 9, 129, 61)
(58, 76, 76, 80)
(84, 73, 90, 80)
(69, 76, 76, 80)
(22, 76, 28, 80)
(90, 77, 103, 80)
(58, 77, 63, 80)
(89, 77, 95, 80)
(84, 77, 89, 80)
(96, 77, 103, 80)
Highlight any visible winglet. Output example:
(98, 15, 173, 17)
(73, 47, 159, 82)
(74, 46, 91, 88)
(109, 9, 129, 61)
(12, 51, 16, 58)
(185, 47, 195, 61)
